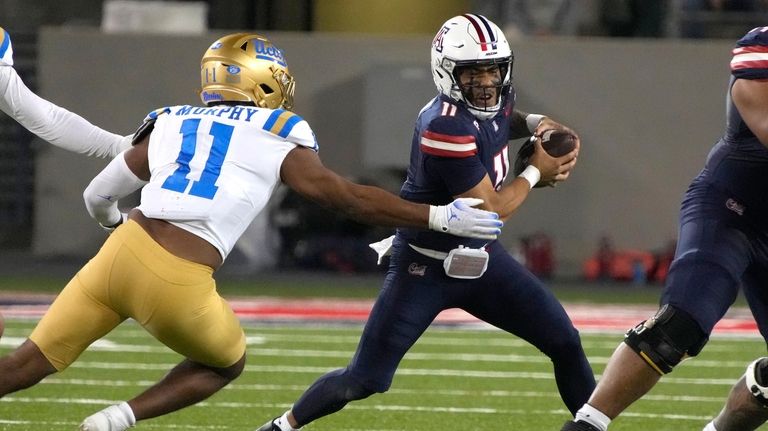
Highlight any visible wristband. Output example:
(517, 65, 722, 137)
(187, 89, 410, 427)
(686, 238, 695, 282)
(428, 205, 448, 232)
(526, 114, 545, 134)
(517, 165, 541, 189)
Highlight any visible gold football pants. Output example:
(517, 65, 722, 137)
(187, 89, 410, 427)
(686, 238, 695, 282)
(30, 220, 245, 370)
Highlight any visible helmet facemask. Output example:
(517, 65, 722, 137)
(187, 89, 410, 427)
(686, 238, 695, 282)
(452, 58, 512, 118)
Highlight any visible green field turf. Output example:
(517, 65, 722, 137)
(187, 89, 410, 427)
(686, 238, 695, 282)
(0, 273, 709, 305)
(0, 317, 762, 431)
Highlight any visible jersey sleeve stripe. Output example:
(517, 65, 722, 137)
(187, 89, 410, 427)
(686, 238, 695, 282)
(733, 45, 768, 55)
(263, 109, 286, 132)
(420, 142, 477, 158)
(731, 53, 768, 70)
(276, 114, 303, 138)
(422, 130, 476, 144)
(263, 109, 304, 138)
(147, 107, 171, 120)
(420, 136, 477, 157)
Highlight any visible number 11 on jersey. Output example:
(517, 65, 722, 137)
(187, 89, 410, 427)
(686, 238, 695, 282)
(161, 119, 234, 200)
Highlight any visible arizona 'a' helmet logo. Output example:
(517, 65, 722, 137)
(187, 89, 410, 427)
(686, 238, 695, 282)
(433, 26, 449, 53)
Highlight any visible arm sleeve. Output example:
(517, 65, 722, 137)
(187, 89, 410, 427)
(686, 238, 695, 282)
(83, 151, 148, 227)
(0, 67, 131, 158)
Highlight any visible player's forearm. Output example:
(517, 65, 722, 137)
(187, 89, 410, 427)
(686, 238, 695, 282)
(327, 182, 428, 229)
(492, 177, 532, 221)
(509, 109, 531, 139)
(510, 109, 547, 140)
(0, 67, 130, 158)
(83, 151, 148, 229)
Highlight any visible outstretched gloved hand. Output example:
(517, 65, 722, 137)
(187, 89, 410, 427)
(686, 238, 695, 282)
(429, 198, 502, 240)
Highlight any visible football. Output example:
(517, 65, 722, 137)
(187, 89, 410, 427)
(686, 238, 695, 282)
(539, 129, 578, 157)
(513, 129, 577, 187)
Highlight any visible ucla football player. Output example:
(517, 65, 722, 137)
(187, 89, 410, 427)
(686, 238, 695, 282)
(0, 32, 503, 431)
(561, 26, 768, 431)
(256, 14, 588, 431)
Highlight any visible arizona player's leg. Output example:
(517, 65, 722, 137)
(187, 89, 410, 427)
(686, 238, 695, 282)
(461, 241, 596, 415)
(257, 238, 454, 431)
(702, 260, 768, 431)
(564, 191, 751, 430)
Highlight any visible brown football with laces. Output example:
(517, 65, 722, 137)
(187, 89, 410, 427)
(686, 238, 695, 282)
(513, 129, 577, 187)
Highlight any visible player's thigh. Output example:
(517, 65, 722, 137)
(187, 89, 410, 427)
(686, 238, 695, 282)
(29, 274, 123, 371)
(462, 247, 578, 353)
(348, 253, 446, 390)
(111, 222, 246, 368)
(661, 217, 751, 333)
(141, 277, 245, 368)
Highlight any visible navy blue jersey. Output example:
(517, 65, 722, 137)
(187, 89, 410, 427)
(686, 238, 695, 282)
(396, 94, 513, 251)
(693, 26, 768, 222)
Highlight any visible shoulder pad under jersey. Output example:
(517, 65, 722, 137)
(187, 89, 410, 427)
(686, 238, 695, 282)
(131, 107, 170, 146)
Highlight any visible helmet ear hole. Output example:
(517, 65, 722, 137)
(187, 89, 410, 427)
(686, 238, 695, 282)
(259, 83, 275, 95)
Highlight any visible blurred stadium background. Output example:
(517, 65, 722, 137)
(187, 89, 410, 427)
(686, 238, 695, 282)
(0, 1, 766, 429)
(1, 0, 766, 279)
(3, 0, 767, 282)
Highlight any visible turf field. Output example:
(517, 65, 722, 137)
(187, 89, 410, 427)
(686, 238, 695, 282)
(0, 314, 762, 431)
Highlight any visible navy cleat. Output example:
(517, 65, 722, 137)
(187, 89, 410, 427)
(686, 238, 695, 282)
(561, 420, 601, 431)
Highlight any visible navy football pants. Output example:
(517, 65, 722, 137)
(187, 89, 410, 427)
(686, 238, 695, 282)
(291, 238, 596, 425)
(661, 185, 768, 340)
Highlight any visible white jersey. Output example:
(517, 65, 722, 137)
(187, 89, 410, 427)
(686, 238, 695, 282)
(137, 104, 317, 260)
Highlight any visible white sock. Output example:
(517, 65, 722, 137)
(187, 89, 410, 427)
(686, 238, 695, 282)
(703, 421, 718, 431)
(274, 411, 300, 431)
(118, 402, 136, 426)
(575, 404, 611, 431)
(81, 402, 136, 431)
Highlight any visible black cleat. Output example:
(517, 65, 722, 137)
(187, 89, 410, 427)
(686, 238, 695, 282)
(255, 418, 280, 431)
(560, 420, 601, 431)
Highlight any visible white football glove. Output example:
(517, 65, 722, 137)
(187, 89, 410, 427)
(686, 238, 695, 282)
(0, 27, 13, 66)
(429, 198, 502, 240)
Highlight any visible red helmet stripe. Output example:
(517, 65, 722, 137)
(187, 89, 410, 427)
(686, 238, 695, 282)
(463, 14, 488, 51)
(463, 13, 497, 51)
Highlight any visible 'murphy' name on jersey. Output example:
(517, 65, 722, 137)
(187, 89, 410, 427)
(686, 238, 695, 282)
(173, 105, 260, 122)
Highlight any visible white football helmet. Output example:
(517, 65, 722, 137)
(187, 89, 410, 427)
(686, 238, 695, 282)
(431, 14, 513, 120)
